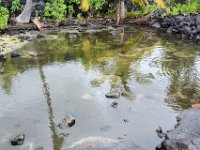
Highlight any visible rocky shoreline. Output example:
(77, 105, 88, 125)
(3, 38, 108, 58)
(2, 13, 200, 45)
(156, 109, 200, 150)
(150, 12, 200, 43)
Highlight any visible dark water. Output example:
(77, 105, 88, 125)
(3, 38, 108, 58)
(0, 26, 200, 150)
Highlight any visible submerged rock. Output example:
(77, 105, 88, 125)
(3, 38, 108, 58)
(0, 55, 6, 62)
(111, 101, 118, 108)
(36, 33, 44, 39)
(34, 146, 44, 150)
(18, 35, 31, 42)
(105, 91, 120, 99)
(100, 125, 112, 132)
(28, 51, 38, 57)
(57, 115, 75, 129)
(64, 137, 145, 150)
(0, 68, 4, 74)
(158, 109, 200, 150)
(91, 75, 122, 88)
(10, 134, 25, 146)
(11, 50, 22, 58)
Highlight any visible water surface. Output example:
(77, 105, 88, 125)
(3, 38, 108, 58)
(0, 26, 200, 150)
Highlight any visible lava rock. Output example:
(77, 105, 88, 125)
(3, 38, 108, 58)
(196, 16, 200, 25)
(156, 126, 166, 139)
(154, 13, 200, 43)
(0, 55, 6, 62)
(18, 35, 30, 42)
(175, 15, 185, 24)
(28, 51, 38, 57)
(11, 50, 22, 58)
(160, 17, 171, 28)
(111, 101, 118, 108)
(57, 115, 75, 129)
(159, 109, 200, 150)
(36, 33, 44, 39)
(151, 21, 161, 28)
(105, 91, 120, 99)
(10, 134, 25, 146)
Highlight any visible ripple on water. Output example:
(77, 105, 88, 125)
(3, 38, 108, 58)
(156, 65, 176, 79)
(173, 51, 195, 58)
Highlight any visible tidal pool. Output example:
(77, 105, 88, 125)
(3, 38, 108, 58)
(0, 26, 200, 150)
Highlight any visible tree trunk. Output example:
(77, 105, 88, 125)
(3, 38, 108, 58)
(116, 0, 125, 25)
(16, 0, 32, 23)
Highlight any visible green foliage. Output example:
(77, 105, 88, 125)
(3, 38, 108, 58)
(11, 0, 23, 14)
(108, 3, 115, 16)
(126, 4, 157, 18)
(89, 0, 106, 10)
(0, 6, 9, 30)
(162, 0, 200, 17)
(35, 10, 39, 18)
(44, 0, 66, 21)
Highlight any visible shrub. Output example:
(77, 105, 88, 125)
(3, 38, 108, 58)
(44, 0, 66, 21)
(11, 0, 23, 15)
(0, 6, 9, 30)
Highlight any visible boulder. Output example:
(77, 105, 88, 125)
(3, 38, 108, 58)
(10, 134, 25, 146)
(105, 91, 120, 99)
(158, 109, 200, 150)
(57, 115, 75, 129)
(64, 137, 145, 150)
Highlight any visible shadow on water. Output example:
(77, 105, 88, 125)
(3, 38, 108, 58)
(38, 62, 63, 150)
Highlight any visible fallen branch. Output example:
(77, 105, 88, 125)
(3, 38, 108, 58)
(32, 18, 44, 32)
(126, 12, 154, 25)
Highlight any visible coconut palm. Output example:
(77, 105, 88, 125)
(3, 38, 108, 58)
(80, 0, 166, 25)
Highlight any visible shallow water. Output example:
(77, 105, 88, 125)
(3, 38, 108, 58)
(0, 26, 200, 150)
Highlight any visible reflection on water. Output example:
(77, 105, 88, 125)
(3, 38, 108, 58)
(0, 26, 200, 149)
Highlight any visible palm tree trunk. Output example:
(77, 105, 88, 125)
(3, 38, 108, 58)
(116, 0, 125, 25)
(16, 0, 32, 23)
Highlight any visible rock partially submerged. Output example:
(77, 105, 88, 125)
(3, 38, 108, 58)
(11, 50, 22, 58)
(57, 115, 76, 129)
(105, 91, 120, 99)
(10, 134, 25, 146)
(156, 126, 167, 139)
(0, 55, 6, 62)
(64, 137, 145, 150)
(111, 101, 118, 108)
(157, 109, 200, 150)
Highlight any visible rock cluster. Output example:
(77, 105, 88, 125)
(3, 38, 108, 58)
(151, 11, 200, 43)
